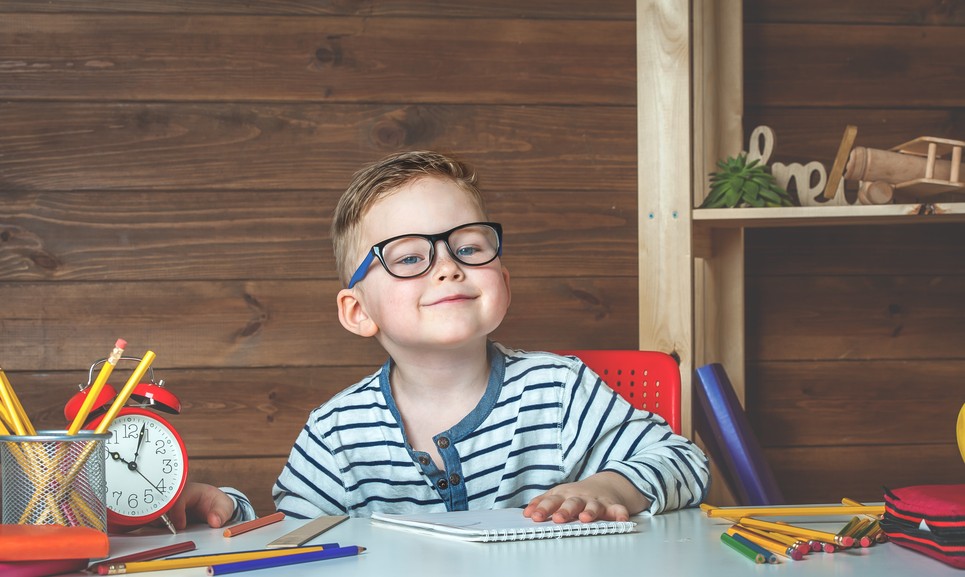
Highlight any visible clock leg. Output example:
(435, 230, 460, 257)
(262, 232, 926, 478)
(161, 513, 177, 535)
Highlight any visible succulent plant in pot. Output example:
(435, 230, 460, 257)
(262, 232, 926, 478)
(700, 153, 794, 208)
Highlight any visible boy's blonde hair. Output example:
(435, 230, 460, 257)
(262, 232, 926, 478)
(332, 150, 490, 287)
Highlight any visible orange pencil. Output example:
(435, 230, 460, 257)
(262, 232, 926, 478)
(223, 512, 286, 537)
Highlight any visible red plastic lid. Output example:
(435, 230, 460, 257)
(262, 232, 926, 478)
(129, 382, 181, 414)
(64, 384, 119, 422)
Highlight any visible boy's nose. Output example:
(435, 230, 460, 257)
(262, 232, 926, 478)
(432, 241, 463, 281)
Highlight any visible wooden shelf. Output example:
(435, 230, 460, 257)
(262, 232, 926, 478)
(693, 202, 965, 228)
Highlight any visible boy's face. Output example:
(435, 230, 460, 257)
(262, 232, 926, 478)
(337, 176, 511, 355)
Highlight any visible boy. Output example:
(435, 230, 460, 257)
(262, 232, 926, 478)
(170, 151, 708, 529)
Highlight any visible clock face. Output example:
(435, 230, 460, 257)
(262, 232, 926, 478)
(96, 410, 188, 525)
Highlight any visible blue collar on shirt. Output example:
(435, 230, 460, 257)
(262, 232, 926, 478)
(379, 341, 506, 447)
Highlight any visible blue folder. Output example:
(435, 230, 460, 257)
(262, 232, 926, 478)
(693, 363, 785, 506)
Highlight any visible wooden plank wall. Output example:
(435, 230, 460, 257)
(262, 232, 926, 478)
(0, 1, 638, 516)
(743, 1, 965, 503)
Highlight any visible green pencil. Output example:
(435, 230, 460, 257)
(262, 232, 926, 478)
(721, 532, 765, 564)
(837, 516, 860, 537)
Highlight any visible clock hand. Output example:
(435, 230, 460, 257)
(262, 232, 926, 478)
(132, 424, 146, 463)
(110, 451, 165, 494)
(110, 451, 132, 466)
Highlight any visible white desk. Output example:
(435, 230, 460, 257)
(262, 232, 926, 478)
(67, 508, 958, 576)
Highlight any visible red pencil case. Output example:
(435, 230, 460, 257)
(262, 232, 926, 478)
(879, 484, 965, 569)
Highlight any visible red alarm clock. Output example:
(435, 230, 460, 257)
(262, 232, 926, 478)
(65, 358, 188, 534)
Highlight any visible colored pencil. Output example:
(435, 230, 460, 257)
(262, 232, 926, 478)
(91, 542, 196, 572)
(223, 511, 285, 537)
(755, 527, 810, 555)
(728, 532, 778, 563)
(837, 516, 861, 537)
(720, 532, 764, 564)
(705, 505, 884, 518)
(729, 526, 802, 561)
(0, 367, 31, 435)
(95, 351, 156, 435)
(0, 398, 15, 433)
(206, 545, 365, 576)
(855, 520, 881, 547)
(100, 543, 339, 574)
(842, 496, 885, 539)
(846, 519, 871, 541)
(738, 517, 854, 548)
(68, 339, 126, 435)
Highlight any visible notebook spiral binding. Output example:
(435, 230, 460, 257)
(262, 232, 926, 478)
(481, 521, 636, 542)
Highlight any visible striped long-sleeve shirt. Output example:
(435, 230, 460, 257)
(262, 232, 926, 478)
(272, 342, 709, 518)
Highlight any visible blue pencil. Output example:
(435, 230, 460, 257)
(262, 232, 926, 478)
(166, 543, 338, 561)
(731, 533, 778, 564)
(206, 545, 364, 575)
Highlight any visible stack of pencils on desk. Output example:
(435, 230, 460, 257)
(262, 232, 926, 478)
(93, 543, 365, 575)
(703, 502, 889, 565)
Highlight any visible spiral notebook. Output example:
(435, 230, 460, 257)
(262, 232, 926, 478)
(370, 508, 636, 542)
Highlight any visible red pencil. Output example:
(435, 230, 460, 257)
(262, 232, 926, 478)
(223, 512, 286, 538)
(92, 541, 196, 573)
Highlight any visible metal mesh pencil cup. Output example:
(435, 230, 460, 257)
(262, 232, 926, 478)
(1, 430, 110, 532)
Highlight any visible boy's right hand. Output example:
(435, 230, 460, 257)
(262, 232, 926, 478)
(161, 481, 235, 530)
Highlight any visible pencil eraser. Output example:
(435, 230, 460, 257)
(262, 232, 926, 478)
(822, 543, 836, 553)
(840, 536, 853, 548)
(115, 339, 127, 349)
(790, 549, 803, 561)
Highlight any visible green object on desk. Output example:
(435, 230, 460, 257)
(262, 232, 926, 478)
(721, 532, 764, 564)
(838, 516, 861, 536)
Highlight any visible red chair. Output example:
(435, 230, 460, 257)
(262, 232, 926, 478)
(553, 350, 681, 435)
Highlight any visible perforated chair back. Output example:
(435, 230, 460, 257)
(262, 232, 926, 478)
(553, 350, 681, 435)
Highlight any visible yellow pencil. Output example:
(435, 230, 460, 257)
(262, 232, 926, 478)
(95, 351, 156, 434)
(727, 525, 798, 560)
(705, 505, 884, 518)
(0, 368, 28, 435)
(68, 339, 127, 435)
(0, 398, 15, 431)
(28, 352, 155, 524)
(739, 517, 854, 548)
(102, 544, 339, 574)
(0, 368, 35, 435)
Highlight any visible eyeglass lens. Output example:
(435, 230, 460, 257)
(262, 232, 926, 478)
(381, 224, 500, 279)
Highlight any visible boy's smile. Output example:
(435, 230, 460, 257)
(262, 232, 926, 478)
(336, 176, 511, 358)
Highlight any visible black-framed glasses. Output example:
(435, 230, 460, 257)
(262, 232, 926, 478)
(348, 222, 503, 289)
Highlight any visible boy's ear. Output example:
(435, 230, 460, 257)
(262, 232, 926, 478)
(502, 265, 512, 306)
(336, 288, 379, 338)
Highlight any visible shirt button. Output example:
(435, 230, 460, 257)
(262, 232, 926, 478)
(437, 479, 449, 490)
(449, 473, 461, 486)
(418, 456, 430, 466)
(436, 437, 450, 449)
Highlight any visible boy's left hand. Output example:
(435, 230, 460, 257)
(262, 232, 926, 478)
(522, 471, 650, 524)
(160, 482, 235, 530)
